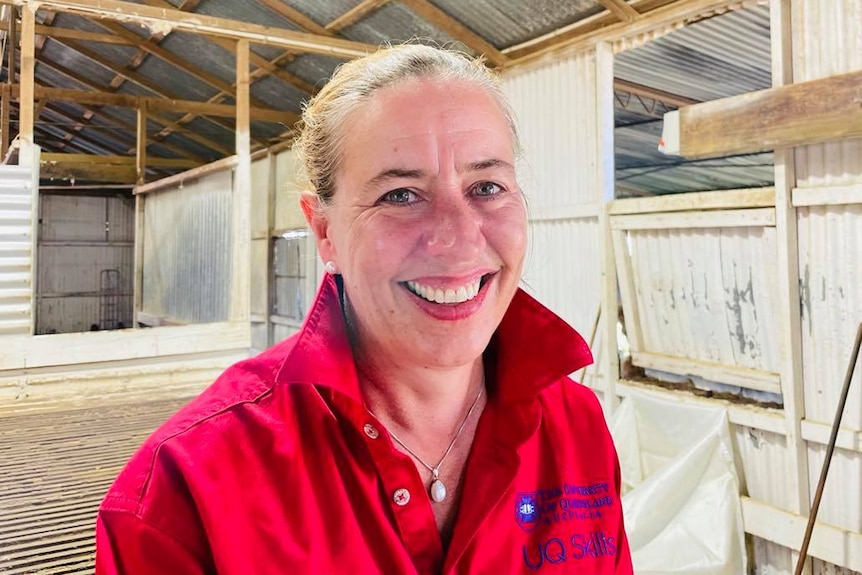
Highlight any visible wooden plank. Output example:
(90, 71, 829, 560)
(597, 0, 640, 23)
(0, 19, 135, 44)
(742, 496, 862, 572)
(9, 0, 375, 58)
(611, 208, 776, 231)
(662, 68, 862, 159)
(326, 0, 392, 33)
(399, 0, 507, 67)
(792, 184, 862, 207)
(2, 6, 15, 158)
(0, 321, 249, 370)
(39, 163, 136, 183)
(596, 41, 618, 413)
(529, 202, 600, 222)
(17, 5, 34, 148)
(134, 155, 238, 195)
(136, 104, 146, 185)
(617, 378, 787, 435)
(232, 39, 251, 323)
(611, 229, 643, 351)
(1, 85, 9, 158)
(10, 84, 298, 123)
(800, 419, 862, 453)
(40, 152, 198, 168)
(255, 0, 332, 37)
(609, 187, 776, 215)
(632, 351, 782, 395)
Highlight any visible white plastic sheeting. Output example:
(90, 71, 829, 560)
(610, 390, 746, 574)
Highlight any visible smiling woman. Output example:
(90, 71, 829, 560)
(94, 44, 633, 575)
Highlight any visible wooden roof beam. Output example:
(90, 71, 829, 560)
(660, 68, 862, 159)
(327, 0, 393, 33)
(10, 84, 298, 123)
(7, 0, 375, 58)
(399, 0, 507, 67)
(255, 0, 332, 37)
(0, 19, 134, 44)
(42, 152, 200, 168)
(597, 0, 641, 23)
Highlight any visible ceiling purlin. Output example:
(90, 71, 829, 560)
(596, 0, 641, 23)
(326, 0, 393, 34)
(399, 0, 508, 67)
(35, 52, 232, 157)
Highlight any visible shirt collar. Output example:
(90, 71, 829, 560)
(275, 274, 593, 403)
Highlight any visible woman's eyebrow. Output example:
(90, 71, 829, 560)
(462, 158, 513, 172)
(366, 167, 426, 187)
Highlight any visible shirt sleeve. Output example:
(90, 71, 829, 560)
(95, 509, 211, 575)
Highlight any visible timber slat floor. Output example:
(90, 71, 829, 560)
(0, 399, 189, 574)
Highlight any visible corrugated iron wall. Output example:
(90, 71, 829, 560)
(502, 50, 604, 370)
(36, 194, 134, 334)
(0, 165, 34, 336)
(793, 0, 862, 556)
(141, 169, 233, 323)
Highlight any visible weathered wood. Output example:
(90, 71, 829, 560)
(9, 84, 298, 123)
(792, 184, 862, 207)
(597, 0, 640, 22)
(0, 18, 134, 44)
(611, 208, 776, 231)
(1, 85, 9, 159)
(232, 39, 251, 323)
(41, 152, 197, 168)
(611, 229, 643, 352)
(39, 162, 137, 182)
(2, 6, 15, 158)
(136, 105, 146, 184)
(326, 0, 392, 33)
(663, 68, 862, 159)
(742, 497, 862, 572)
(399, 0, 507, 67)
(632, 351, 782, 395)
(18, 5, 34, 148)
(135, 155, 238, 195)
(255, 0, 332, 37)
(9, 0, 375, 58)
(609, 187, 776, 215)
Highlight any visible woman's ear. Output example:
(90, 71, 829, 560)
(300, 192, 337, 264)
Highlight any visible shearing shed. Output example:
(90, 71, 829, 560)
(1, 0, 861, 573)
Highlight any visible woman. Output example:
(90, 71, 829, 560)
(96, 44, 632, 574)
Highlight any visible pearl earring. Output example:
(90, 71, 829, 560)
(325, 261, 339, 275)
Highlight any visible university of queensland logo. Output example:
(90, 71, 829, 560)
(515, 492, 542, 532)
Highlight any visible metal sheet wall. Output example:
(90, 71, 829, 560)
(625, 226, 780, 372)
(0, 166, 33, 336)
(502, 50, 604, 351)
(502, 51, 599, 208)
(141, 169, 233, 323)
(792, 0, 862, 188)
(36, 195, 134, 334)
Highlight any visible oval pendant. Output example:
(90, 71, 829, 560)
(430, 479, 447, 503)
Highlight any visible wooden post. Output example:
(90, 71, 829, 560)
(596, 40, 620, 414)
(18, 4, 35, 164)
(231, 39, 251, 326)
(2, 6, 15, 158)
(771, 0, 811, 572)
(136, 103, 147, 185)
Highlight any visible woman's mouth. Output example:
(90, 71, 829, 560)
(403, 275, 490, 304)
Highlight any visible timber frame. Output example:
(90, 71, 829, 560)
(0, 0, 691, 185)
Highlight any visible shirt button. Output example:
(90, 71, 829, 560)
(363, 423, 379, 439)
(393, 488, 411, 506)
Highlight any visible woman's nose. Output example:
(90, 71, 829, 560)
(424, 195, 484, 256)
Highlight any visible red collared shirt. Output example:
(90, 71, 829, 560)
(96, 276, 632, 574)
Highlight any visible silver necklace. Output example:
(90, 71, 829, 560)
(373, 385, 484, 504)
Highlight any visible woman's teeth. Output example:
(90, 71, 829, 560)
(406, 279, 481, 304)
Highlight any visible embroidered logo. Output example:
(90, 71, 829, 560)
(515, 492, 541, 532)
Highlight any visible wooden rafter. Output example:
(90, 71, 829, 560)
(597, 0, 641, 23)
(255, 0, 332, 37)
(42, 152, 199, 168)
(9, 84, 298, 123)
(326, 0, 393, 33)
(614, 79, 698, 108)
(34, 53, 223, 158)
(399, 0, 507, 67)
(8, 0, 376, 58)
(0, 18, 132, 45)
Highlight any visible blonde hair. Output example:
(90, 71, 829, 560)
(293, 43, 520, 203)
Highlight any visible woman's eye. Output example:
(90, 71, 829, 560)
(379, 188, 417, 204)
(473, 182, 503, 197)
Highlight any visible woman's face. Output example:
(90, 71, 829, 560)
(304, 77, 527, 369)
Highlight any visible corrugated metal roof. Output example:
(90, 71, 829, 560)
(614, 3, 773, 196)
(339, 2, 461, 48)
(432, 0, 604, 49)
